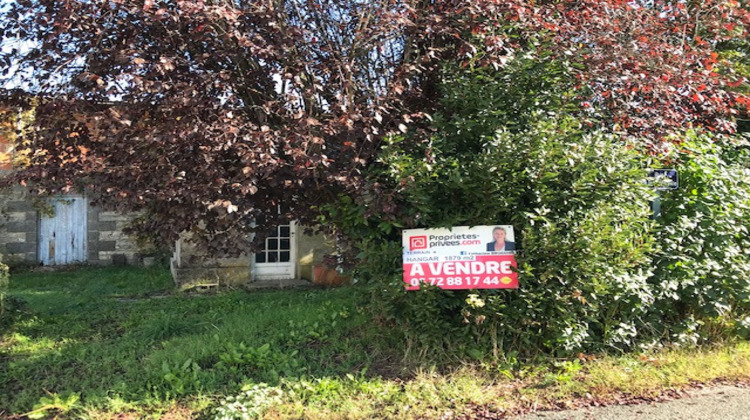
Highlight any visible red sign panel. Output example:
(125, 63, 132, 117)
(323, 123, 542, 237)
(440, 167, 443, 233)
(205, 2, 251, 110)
(403, 254, 518, 290)
(409, 235, 428, 251)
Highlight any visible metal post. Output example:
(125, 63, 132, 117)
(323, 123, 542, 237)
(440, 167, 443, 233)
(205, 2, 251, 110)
(651, 195, 661, 219)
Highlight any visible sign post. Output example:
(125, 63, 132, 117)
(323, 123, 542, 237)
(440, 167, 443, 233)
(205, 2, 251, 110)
(647, 169, 678, 218)
(402, 225, 519, 290)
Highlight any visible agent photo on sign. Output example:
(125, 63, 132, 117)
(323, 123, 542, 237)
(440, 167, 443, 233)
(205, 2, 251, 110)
(487, 226, 516, 252)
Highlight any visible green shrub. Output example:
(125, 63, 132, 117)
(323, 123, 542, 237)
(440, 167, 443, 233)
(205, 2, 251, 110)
(355, 115, 656, 358)
(329, 48, 750, 359)
(488, 118, 655, 354)
(354, 127, 750, 358)
(648, 134, 750, 344)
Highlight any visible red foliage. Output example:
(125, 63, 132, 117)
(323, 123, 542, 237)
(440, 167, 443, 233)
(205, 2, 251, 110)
(434, 0, 750, 146)
(0, 0, 747, 254)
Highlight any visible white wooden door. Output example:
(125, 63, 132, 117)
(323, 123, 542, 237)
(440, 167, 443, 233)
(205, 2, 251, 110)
(254, 222, 296, 280)
(39, 196, 88, 265)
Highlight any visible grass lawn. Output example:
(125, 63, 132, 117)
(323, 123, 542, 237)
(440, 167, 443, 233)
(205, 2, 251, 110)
(1, 266, 749, 419)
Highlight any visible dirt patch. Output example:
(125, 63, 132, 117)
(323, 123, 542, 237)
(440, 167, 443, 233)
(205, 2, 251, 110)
(467, 379, 750, 420)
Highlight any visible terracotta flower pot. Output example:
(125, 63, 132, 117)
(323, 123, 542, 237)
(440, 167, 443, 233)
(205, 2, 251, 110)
(313, 264, 351, 287)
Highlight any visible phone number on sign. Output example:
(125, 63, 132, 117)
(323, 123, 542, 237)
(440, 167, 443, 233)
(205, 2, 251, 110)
(406, 275, 514, 288)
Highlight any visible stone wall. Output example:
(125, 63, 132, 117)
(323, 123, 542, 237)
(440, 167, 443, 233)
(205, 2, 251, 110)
(170, 225, 330, 288)
(0, 187, 140, 266)
(0, 188, 38, 265)
(296, 229, 330, 281)
(0, 185, 333, 279)
(87, 208, 140, 265)
(170, 236, 252, 288)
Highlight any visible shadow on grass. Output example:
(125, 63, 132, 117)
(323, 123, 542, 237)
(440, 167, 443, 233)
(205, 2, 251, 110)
(1, 266, 405, 416)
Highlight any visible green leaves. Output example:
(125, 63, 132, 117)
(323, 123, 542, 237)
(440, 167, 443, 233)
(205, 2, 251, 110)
(24, 392, 80, 419)
(650, 133, 750, 340)
(362, 110, 659, 355)
(159, 359, 202, 397)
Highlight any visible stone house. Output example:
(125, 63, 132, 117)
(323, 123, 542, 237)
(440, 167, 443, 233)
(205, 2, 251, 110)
(170, 224, 332, 288)
(0, 110, 332, 285)
(0, 116, 141, 266)
(0, 184, 331, 287)
(0, 189, 142, 266)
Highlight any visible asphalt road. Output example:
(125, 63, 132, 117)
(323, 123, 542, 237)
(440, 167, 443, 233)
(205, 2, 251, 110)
(514, 385, 750, 420)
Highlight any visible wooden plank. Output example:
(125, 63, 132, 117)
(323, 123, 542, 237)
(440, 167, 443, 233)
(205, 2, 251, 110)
(39, 195, 88, 265)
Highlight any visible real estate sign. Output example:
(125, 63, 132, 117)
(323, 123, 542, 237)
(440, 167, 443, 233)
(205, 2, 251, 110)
(402, 225, 519, 290)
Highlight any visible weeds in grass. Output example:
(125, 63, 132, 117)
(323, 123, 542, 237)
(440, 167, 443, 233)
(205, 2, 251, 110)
(23, 391, 81, 419)
(2, 267, 749, 419)
(156, 359, 202, 397)
(216, 342, 303, 383)
(138, 311, 194, 341)
(0, 295, 27, 329)
(214, 383, 284, 420)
